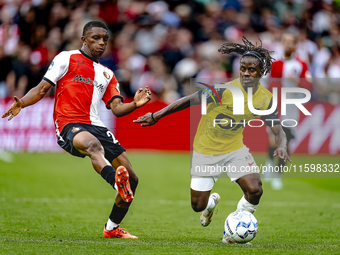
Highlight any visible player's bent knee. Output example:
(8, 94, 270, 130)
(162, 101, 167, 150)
(247, 183, 263, 200)
(191, 190, 210, 212)
(86, 139, 104, 155)
(252, 186, 263, 199)
(191, 198, 207, 212)
(191, 202, 204, 212)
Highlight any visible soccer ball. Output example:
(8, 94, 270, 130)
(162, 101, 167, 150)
(223, 210, 258, 244)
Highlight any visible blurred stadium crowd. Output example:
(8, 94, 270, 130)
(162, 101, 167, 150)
(0, 0, 339, 103)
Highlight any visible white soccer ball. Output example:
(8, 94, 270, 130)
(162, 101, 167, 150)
(223, 210, 258, 243)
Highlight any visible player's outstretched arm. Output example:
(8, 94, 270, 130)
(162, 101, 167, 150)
(269, 125, 292, 163)
(134, 91, 200, 127)
(2, 79, 52, 121)
(110, 87, 151, 117)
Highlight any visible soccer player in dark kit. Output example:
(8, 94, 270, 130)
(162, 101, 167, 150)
(2, 21, 151, 239)
(135, 37, 291, 243)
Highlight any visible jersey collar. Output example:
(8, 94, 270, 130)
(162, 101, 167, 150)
(237, 78, 262, 96)
(79, 49, 99, 63)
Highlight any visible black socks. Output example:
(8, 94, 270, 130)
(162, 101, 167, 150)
(101, 165, 116, 189)
(110, 203, 129, 224)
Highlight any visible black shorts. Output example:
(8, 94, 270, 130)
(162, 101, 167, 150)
(57, 123, 125, 162)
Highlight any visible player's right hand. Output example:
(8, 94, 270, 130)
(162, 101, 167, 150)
(2, 96, 24, 121)
(273, 146, 292, 163)
(133, 112, 157, 127)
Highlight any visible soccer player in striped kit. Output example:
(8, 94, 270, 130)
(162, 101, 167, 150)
(2, 21, 151, 239)
(265, 32, 312, 190)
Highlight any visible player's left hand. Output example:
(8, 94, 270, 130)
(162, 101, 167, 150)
(134, 86, 151, 108)
(133, 112, 157, 126)
(273, 146, 292, 163)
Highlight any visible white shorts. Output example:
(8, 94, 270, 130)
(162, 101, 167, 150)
(190, 146, 259, 192)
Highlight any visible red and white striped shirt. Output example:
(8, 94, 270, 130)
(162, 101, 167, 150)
(44, 49, 122, 133)
(269, 55, 312, 121)
(270, 56, 311, 82)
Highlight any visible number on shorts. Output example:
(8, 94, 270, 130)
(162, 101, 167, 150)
(107, 131, 118, 144)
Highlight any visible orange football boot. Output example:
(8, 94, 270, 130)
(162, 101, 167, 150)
(115, 166, 134, 203)
(103, 225, 138, 239)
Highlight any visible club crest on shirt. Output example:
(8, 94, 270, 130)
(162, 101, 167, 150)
(72, 127, 81, 133)
(103, 71, 110, 80)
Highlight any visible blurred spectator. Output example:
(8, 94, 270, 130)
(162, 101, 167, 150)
(18, 4, 36, 45)
(134, 15, 167, 56)
(314, 45, 340, 104)
(325, 45, 340, 79)
(274, 0, 305, 23)
(265, 31, 312, 190)
(310, 36, 331, 77)
(296, 27, 317, 65)
(161, 27, 185, 72)
(0, 4, 20, 56)
(99, 38, 116, 72)
(48, 2, 69, 30)
(0, 0, 338, 104)
(0, 46, 12, 98)
(312, 0, 334, 34)
(6, 44, 31, 97)
(45, 27, 63, 63)
(114, 40, 147, 97)
(134, 54, 179, 103)
(63, 7, 90, 50)
(27, 50, 49, 95)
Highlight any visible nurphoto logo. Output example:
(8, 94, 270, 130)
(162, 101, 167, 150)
(198, 82, 312, 116)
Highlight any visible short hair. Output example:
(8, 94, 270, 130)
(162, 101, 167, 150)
(281, 32, 297, 43)
(82, 21, 108, 36)
(218, 36, 274, 75)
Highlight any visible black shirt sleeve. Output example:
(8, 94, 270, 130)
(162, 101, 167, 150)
(260, 97, 281, 126)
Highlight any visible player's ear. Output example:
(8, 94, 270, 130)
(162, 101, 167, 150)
(257, 64, 264, 76)
(81, 36, 86, 43)
(260, 68, 264, 76)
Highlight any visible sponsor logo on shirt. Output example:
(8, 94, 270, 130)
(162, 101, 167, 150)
(72, 74, 104, 92)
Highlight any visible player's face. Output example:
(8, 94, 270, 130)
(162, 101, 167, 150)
(239, 57, 263, 89)
(282, 33, 296, 56)
(82, 27, 109, 60)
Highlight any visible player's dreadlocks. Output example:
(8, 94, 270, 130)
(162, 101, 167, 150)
(218, 36, 274, 75)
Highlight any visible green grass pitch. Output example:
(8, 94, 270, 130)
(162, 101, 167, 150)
(0, 152, 339, 254)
